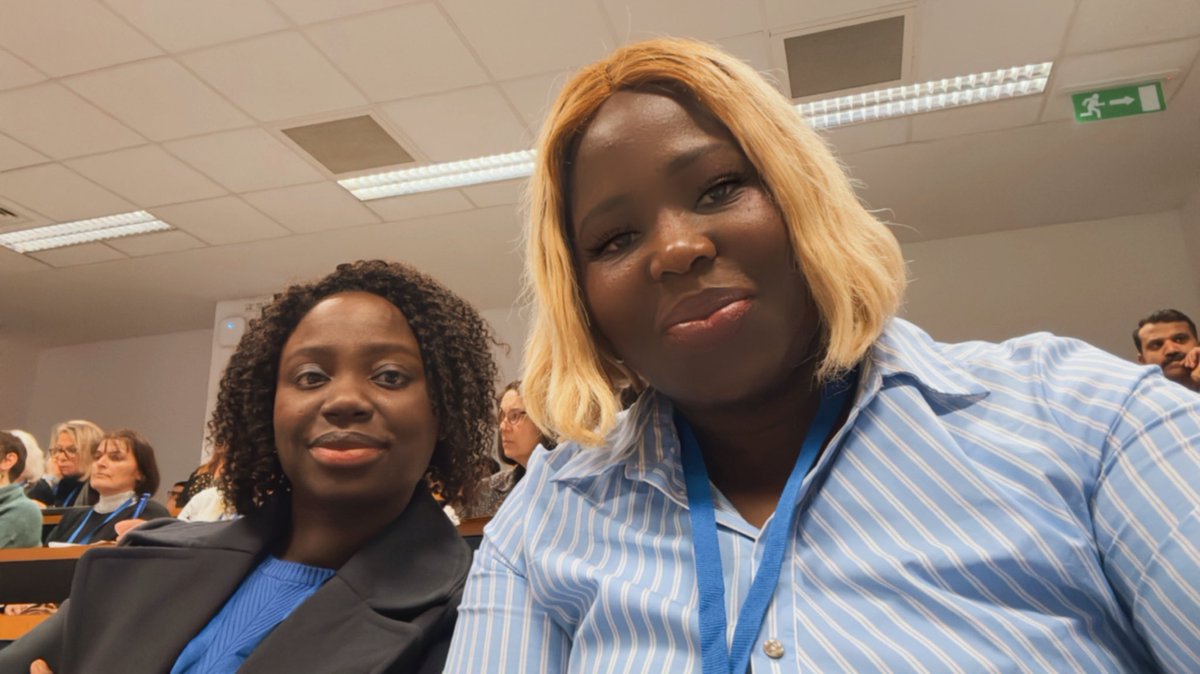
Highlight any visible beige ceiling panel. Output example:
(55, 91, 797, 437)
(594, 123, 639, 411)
(0, 135, 48, 173)
(270, 0, 418, 25)
(441, 0, 613, 80)
(382, 86, 528, 162)
(0, 246, 51, 273)
(822, 118, 909, 157)
(0, 0, 160, 77)
(0, 50, 45, 91)
(602, 0, 763, 41)
(1042, 38, 1200, 121)
(1068, 0, 1200, 54)
(104, 0, 290, 52)
(717, 32, 776, 79)
(0, 164, 133, 222)
(182, 32, 368, 121)
(104, 230, 207, 257)
(913, 0, 1074, 81)
(499, 72, 569, 132)
(28, 242, 127, 268)
(307, 5, 488, 100)
(0, 84, 144, 159)
(910, 96, 1044, 142)
(763, 0, 903, 33)
(365, 189, 475, 222)
(165, 128, 324, 192)
(64, 59, 252, 141)
(67, 146, 226, 207)
(151, 197, 291, 245)
(243, 182, 381, 233)
(462, 180, 527, 208)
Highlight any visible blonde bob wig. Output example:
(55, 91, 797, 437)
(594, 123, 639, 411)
(523, 37, 906, 446)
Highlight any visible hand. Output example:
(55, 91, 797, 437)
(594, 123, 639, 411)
(1183, 347, 1200, 385)
(30, 659, 53, 674)
(114, 518, 147, 542)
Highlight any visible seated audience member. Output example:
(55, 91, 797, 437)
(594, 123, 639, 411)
(8, 430, 52, 506)
(44, 429, 169, 545)
(46, 420, 103, 507)
(165, 480, 187, 516)
(1134, 308, 1200, 390)
(0, 260, 497, 673)
(446, 39, 1200, 673)
(0, 431, 41, 548)
(177, 444, 226, 509)
(472, 381, 554, 516)
(176, 485, 236, 523)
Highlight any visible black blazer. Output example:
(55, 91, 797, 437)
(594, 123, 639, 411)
(0, 489, 470, 674)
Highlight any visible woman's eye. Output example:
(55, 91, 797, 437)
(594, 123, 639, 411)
(372, 369, 409, 388)
(588, 230, 636, 258)
(698, 175, 744, 208)
(295, 369, 327, 388)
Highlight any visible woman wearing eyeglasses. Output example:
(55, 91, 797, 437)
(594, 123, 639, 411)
(46, 420, 103, 508)
(471, 382, 553, 517)
(44, 429, 169, 545)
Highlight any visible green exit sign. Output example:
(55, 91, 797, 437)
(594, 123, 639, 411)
(1072, 82, 1165, 122)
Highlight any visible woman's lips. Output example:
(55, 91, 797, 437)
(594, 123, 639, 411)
(309, 446, 384, 468)
(663, 297, 753, 348)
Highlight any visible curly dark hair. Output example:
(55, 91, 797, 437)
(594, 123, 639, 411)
(210, 260, 499, 515)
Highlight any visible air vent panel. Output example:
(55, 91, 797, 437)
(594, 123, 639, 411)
(785, 16, 905, 99)
(282, 115, 414, 175)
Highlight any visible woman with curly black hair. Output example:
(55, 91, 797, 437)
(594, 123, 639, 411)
(2, 260, 498, 674)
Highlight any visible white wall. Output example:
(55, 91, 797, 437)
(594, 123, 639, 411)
(1180, 185, 1200, 268)
(0, 338, 40, 430)
(481, 305, 530, 387)
(26, 329, 214, 499)
(901, 211, 1200, 359)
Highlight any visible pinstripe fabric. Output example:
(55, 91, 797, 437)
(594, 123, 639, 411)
(445, 319, 1200, 673)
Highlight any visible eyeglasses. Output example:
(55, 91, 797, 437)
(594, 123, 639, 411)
(499, 409, 528, 427)
(50, 446, 78, 458)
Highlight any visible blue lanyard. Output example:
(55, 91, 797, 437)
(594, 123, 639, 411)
(66, 498, 133, 544)
(678, 370, 856, 674)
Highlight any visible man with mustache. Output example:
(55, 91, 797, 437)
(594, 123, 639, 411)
(1134, 309, 1200, 390)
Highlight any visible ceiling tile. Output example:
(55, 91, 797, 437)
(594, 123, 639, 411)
(67, 145, 226, 207)
(440, 0, 613, 79)
(0, 50, 45, 91)
(823, 118, 909, 156)
(307, 5, 488, 100)
(0, 84, 144, 159)
(913, 0, 1075, 82)
(763, 0, 902, 33)
(717, 32, 776, 79)
(0, 247, 51, 273)
(165, 128, 324, 192)
(182, 32, 368, 121)
(0, 135, 48, 172)
(151, 196, 291, 245)
(1042, 39, 1200, 121)
(29, 242, 127, 267)
(243, 182, 381, 233)
(1068, 0, 1200, 54)
(0, 164, 134, 222)
(381, 86, 528, 161)
(499, 72, 569, 132)
(0, 0, 160, 77)
(365, 189, 475, 221)
(103, 0, 291, 52)
(64, 59, 252, 141)
(462, 180, 527, 208)
(602, 0, 763, 41)
(104, 230, 207, 256)
(910, 97, 1044, 142)
(269, 0, 418, 25)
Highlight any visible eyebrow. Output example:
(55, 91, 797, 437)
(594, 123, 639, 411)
(284, 342, 421, 360)
(575, 141, 729, 237)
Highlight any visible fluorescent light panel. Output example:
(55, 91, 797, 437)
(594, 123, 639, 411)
(0, 210, 173, 253)
(340, 62, 1053, 202)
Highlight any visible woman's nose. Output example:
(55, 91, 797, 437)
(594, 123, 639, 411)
(321, 380, 373, 424)
(647, 211, 716, 280)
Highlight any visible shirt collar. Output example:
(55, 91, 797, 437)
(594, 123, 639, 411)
(551, 318, 989, 502)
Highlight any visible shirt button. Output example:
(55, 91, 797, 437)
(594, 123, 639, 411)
(763, 639, 785, 659)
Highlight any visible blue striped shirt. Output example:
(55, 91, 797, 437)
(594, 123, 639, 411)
(445, 319, 1200, 673)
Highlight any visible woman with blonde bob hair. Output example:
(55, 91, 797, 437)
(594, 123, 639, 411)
(448, 38, 1200, 674)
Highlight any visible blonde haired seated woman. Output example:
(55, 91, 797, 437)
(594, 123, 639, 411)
(445, 38, 1200, 673)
